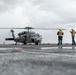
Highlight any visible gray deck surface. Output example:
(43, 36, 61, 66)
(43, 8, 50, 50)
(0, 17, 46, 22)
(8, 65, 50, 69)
(0, 44, 76, 75)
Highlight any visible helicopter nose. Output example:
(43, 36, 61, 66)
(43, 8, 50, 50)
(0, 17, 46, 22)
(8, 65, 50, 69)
(35, 38, 40, 42)
(36, 38, 40, 40)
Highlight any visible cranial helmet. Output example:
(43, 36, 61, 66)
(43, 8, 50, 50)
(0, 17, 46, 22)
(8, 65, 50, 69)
(72, 29, 74, 31)
(59, 28, 62, 31)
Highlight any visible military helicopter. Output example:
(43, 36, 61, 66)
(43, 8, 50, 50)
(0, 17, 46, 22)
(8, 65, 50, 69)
(0, 27, 42, 45)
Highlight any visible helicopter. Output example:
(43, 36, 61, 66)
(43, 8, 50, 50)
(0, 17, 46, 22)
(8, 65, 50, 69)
(2, 27, 43, 45)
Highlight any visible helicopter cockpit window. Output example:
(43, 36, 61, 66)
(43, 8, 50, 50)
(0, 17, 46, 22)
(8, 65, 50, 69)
(30, 34, 36, 37)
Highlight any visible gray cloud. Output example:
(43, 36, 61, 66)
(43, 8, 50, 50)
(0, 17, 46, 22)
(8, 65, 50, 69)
(0, 0, 26, 13)
(27, 0, 76, 25)
(0, 0, 76, 28)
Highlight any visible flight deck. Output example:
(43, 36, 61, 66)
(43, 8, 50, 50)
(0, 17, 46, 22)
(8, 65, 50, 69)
(0, 44, 76, 75)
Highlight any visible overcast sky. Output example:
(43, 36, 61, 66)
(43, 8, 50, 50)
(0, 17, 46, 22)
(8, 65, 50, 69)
(0, 0, 76, 44)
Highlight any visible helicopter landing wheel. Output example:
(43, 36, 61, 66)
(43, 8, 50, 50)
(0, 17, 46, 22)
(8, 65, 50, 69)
(24, 42, 27, 45)
(15, 42, 17, 45)
(35, 42, 38, 45)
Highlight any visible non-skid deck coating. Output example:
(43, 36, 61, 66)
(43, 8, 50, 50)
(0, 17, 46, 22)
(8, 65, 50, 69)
(0, 44, 76, 75)
(0, 44, 76, 47)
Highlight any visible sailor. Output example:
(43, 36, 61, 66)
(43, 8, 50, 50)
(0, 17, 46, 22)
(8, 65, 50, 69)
(70, 29, 76, 45)
(57, 28, 64, 45)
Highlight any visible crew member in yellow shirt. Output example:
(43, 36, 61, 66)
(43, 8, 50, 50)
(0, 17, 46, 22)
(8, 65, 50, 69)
(57, 28, 64, 45)
(70, 29, 76, 45)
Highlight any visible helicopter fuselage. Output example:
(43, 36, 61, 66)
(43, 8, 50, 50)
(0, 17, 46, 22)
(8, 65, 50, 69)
(18, 31, 42, 44)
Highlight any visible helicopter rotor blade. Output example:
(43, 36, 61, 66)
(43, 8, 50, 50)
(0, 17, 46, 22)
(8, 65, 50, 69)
(34, 28, 66, 30)
(0, 27, 66, 30)
(0, 27, 35, 29)
(0, 28, 24, 29)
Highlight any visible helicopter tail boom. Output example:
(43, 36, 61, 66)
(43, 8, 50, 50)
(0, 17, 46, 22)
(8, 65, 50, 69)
(5, 38, 14, 40)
